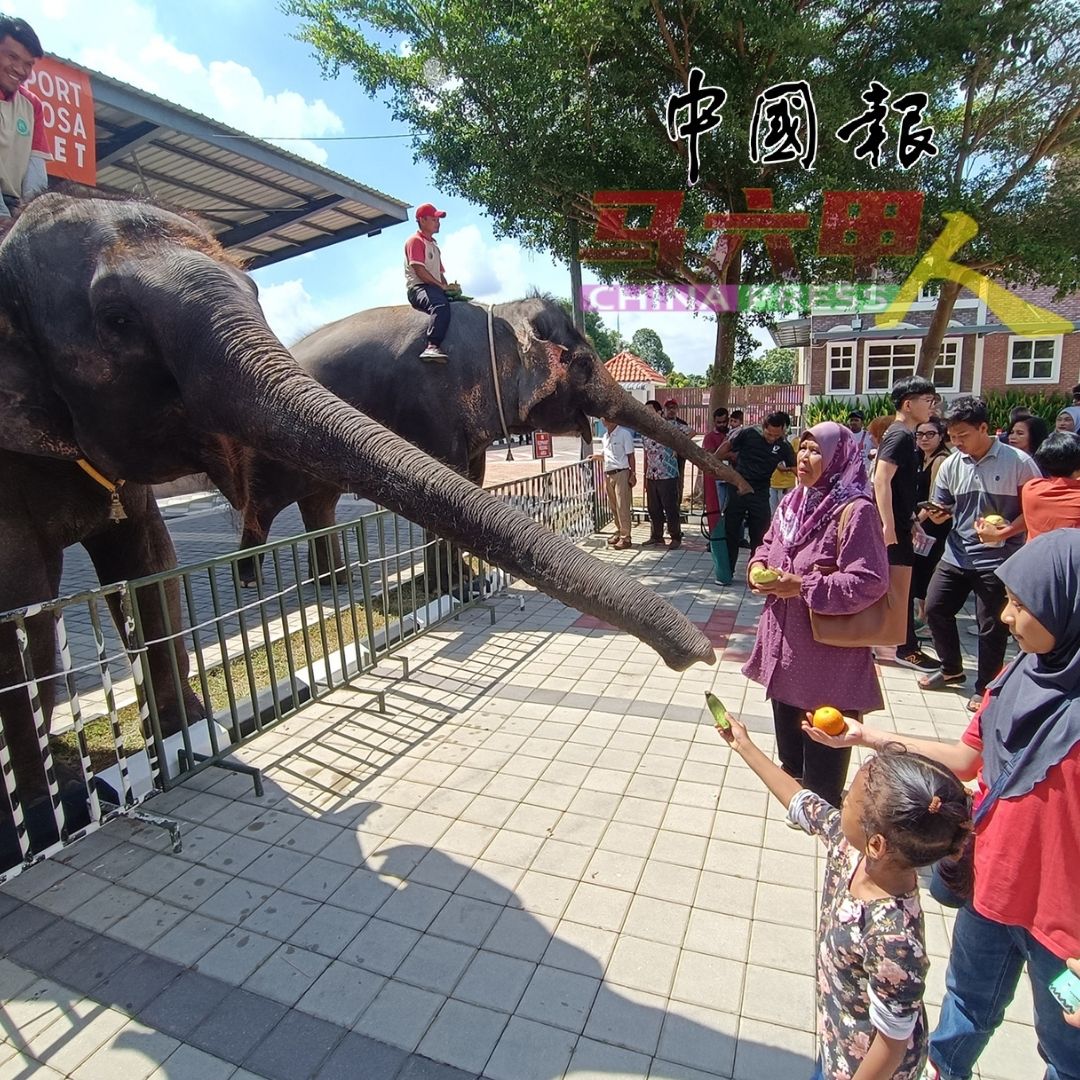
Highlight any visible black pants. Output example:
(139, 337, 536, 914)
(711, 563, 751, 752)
(772, 700, 853, 808)
(724, 488, 771, 572)
(646, 477, 682, 541)
(926, 561, 1010, 694)
(888, 539, 921, 655)
(407, 283, 451, 346)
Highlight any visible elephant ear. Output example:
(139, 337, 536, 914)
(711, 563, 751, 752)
(0, 308, 80, 458)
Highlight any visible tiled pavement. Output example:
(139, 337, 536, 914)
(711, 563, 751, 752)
(1, 527, 1039, 1079)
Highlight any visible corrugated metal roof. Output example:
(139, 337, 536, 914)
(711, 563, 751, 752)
(75, 61, 410, 268)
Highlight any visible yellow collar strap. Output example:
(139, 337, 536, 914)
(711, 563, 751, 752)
(76, 458, 127, 522)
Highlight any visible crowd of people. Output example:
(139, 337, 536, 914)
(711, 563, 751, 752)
(733, 382, 1080, 1080)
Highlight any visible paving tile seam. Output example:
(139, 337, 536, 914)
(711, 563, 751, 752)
(0, 899, 489, 1080)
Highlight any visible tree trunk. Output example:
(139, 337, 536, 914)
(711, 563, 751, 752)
(709, 250, 743, 409)
(915, 280, 964, 380)
(568, 220, 585, 334)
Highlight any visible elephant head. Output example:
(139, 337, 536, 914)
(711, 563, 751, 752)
(500, 296, 750, 493)
(0, 194, 715, 670)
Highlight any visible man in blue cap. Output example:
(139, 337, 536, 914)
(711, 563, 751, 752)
(405, 202, 461, 362)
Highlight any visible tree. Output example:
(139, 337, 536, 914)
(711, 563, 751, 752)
(288, 1, 998, 402)
(630, 328, 673, 376)
(555, 300, 626, 361)
(731, 346, 797, 386)
(883, 0, 1080, 378)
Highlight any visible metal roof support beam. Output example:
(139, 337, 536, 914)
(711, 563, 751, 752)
(95, 121, 162, 167)
(244, 213, 403, 270)
(215, 194, 346, 248)
(104, 157, 266, 210)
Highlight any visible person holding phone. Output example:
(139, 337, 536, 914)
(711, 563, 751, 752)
(805, 531, 1080, 1079)
(912, 417, 952, 628)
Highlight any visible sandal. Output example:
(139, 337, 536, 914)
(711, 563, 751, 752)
(966, 694, 983, 713)
(917, 670, 966, 691)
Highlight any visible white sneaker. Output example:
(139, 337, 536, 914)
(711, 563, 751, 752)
(419, 344, 449, 363)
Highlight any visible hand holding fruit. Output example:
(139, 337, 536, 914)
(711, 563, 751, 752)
(975, 513, 1008, 544)
(749, 564, 780, 591)
(802, 709, 864, 748)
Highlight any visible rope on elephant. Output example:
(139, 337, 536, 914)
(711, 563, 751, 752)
(482, 303, 515, 462)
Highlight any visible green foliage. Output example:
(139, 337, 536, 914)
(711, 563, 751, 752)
(630, 328, 673, 376)
(804, 394, 896, 425)
(555, 299, 625, 361)
(804, 390, 1071, 430)
(667, 371, 708, 388)
(732, 347, 797, 387)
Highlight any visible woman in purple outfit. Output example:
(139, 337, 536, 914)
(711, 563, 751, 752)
(744, 422, 889, 806)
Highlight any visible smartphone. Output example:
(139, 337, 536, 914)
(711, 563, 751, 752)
(917, 501, 952, 515)
(704, 691, 731, 731)
(1050, 968, 1080, 1014)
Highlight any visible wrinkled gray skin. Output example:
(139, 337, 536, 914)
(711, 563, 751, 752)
(0, 195, 715, 810)
(237, 297, 749, 580)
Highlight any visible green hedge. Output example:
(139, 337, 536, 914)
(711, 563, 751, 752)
(804, 390, 1071, 431)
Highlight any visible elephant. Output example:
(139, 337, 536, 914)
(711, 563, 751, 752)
(236, 295, 750, 584)
(0, 192, 714, 847)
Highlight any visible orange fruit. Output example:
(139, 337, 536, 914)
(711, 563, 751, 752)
(812, 706, 847, 736)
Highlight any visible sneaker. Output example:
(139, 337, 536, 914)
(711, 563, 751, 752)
(419, 344, 449, 363)
(895, 650, 940, 672)
(668, 538, 682, 550)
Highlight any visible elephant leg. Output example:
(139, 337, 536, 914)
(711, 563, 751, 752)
(298, 486, 344, 587)
(81, 488, 206, 743)
(0, 532, 63, 809)
(238, 509, 270, 588)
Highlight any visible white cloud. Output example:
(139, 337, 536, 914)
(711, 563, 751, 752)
(23, 0, 343, 164)
(257, 279, 357, 347)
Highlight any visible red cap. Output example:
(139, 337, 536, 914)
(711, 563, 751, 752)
(415, 203, 447, 221)
(664, 398, 679, 407)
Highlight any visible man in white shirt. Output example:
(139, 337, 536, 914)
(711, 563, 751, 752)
(601, 419, 636, 549)
(848, 410, 874, 464)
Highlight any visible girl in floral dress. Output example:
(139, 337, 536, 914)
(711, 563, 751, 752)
(716, 715, 970, 1079)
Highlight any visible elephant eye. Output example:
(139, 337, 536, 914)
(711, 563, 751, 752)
(100, 310, 133, 334)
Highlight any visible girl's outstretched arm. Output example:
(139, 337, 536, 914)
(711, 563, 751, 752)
(716, 715, 801, 810)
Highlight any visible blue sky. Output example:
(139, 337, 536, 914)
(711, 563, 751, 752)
(21, 0, 741, 371)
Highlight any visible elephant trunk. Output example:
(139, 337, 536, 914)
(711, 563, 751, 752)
(586, 377, 752, 494)
(179, 310, 715, 671)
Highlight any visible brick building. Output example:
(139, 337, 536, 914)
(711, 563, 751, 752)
(771, 283, 1080, 401)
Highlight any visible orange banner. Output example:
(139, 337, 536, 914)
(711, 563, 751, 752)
(24, 57, 96, 185)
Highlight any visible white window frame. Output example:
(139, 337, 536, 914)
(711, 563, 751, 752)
(930, 337, 962, 395)
(826, 342, 856, 394)
(1006, 335, 1062, 385)
(863, 338, 919, 394)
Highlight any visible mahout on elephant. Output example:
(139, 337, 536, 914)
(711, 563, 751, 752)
(0, 192, 714, 853)
(236, 294, 750, 586)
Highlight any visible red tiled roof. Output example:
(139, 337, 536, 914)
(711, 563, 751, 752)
(605, 351, 665, 384)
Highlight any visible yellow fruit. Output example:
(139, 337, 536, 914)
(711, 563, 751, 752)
(749, 566, 781, 585)
(812, 706, 847, 736)
(983, 514, 1005, 526)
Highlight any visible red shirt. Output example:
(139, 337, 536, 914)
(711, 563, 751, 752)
(963, 709, 1080, 959)
(1021, 475, 1080, 541)
(702, 429, 727, 515)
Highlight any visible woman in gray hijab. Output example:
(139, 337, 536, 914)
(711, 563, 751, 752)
(805, 530, 1080, 1079)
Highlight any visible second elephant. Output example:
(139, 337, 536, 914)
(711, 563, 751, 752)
(238, 294, 747, 580)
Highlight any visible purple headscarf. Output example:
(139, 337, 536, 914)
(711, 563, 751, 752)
(980, 531, 1080, 798)
(776, 421, 871, 550)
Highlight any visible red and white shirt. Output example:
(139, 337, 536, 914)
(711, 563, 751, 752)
(0, 86, 50, 200)
(404, 231, 444, 289)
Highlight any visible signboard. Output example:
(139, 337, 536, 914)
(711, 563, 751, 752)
(25, 58, 96, 185)
(532, 431, 553, 460)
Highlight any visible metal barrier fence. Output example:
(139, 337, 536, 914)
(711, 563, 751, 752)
(0, 457, 610, 882)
